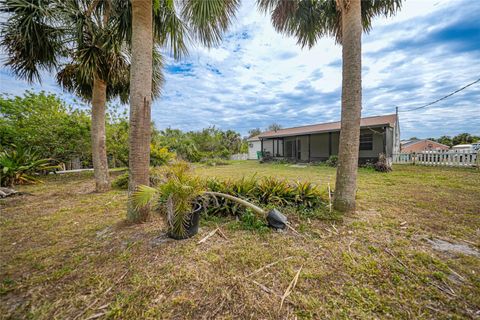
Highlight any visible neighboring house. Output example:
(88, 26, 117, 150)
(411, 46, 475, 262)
(247, 136, 262, 160)
(250, 114, 400, 163)
(401, 139, 450, 153)
(474, 143, 480, 152)
(452, 144, 478, 152)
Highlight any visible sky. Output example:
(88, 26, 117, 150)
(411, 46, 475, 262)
(1, 0, 479, 139)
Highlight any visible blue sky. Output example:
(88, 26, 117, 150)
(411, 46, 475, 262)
(1, 0, 479, 139)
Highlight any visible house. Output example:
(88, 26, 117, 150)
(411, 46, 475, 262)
(401, 139, 449, 153)
(452, 143, 480, 152)
(249, 114, 400, 162)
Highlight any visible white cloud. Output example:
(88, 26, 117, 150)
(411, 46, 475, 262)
(1, 0, 479, 139)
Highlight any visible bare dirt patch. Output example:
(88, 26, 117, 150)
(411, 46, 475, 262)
(426, 238, 480, 257)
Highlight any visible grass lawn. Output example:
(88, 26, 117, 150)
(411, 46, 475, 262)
(1, 162, 479, 319)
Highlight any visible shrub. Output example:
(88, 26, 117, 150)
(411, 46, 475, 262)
(133, 161, 203, 238)
(257, 177, 294, 206)
(111, 172, 129, 189)
(200, 158, 230, 166)
(326, 155, 338, 167)
(203, 175, 326, 217)
(232, 209, 269, 232)
(292, 181, 324, 208)
(0, 145, 59, 187)
(218, 148, 231, 159)
(150, 145, 175, 167)
(204, 178, 249, 216)
(361, 160, 376, 170)
(374, 153, 392, 172)
(111, 168, 166, 189)
(274, 159, 291, 165)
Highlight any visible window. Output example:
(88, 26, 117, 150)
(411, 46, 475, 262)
(359, 133, 373, 150)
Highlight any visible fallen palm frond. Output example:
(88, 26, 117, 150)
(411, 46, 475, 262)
(197, 228, 219, 244)
(247, 256, 293, 277)
(280, 266, 303, 310)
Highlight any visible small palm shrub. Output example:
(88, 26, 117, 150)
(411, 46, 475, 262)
(257, 177, 294, 206)
(0, 146, 59, 187)
(293, 181, 323, 207)
(133, 162, 204, 239)
(205, 177, 254, 216)
(326, 155, 338, 167)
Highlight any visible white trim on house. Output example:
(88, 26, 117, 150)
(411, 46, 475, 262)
(247, 138, 261, 160)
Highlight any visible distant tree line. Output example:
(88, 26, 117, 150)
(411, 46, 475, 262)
(247, 123, 283, 138)
(0, 91, 247, 168)
(152, 127, 247, 162)
(409, 134, 480, 147)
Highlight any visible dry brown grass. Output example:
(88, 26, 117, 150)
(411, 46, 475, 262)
(1, 163, 479, 319)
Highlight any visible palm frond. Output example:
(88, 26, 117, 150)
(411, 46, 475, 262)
(132, 185, 159, 209)
(154, 0, 189, 59)
(257, 0, 402, 46)
(152, 48, 165, 99)
(180, 0, 240, 48)
(0, 0, 66, 82)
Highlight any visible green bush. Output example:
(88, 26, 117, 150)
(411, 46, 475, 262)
(200, 158, 230, 166)
(0, 145, 60, 187)
(326, 155, 338, 167)
(111, 167, 166, 189)
(111, 172, 129, 189)
(257, 177, 294, 206)
(361, 161, 376, 170)
(231, 209, 269, 233)
(150, 145, 175, 167)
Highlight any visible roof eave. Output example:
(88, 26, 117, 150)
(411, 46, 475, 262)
(258, 123, 393, 139)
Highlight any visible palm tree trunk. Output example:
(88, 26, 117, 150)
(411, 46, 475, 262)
(127, 0, 153, 222)
(91, 76, 110, 192)
(333, 0, 362, 213)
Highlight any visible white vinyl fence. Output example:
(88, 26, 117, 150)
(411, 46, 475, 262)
(230, 153, 249, 160)
(393, 150, 479, 167)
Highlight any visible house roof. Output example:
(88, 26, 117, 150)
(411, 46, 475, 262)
(400, 139, 418, 146)
(401, 139, 449, 148)
(452, 144, 472, 148)
(257, 114, 397, 139)
(247, 136, 260, 142)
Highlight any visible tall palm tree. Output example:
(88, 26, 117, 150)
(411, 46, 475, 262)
(127, 0, 240, 222)
(128, 0, 153, 222)
(258, 0, 402, 212)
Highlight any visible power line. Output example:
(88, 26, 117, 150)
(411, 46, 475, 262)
(399, 77, 480, 112)
(156, 77, 480, 130)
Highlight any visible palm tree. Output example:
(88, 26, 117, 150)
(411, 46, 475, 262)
(258, 0, 402, 212)
(1, 0, 118, 191)
(1, 0, 163, 193)
(127, 0, 240, 222)
(128, 0, 153, 222)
